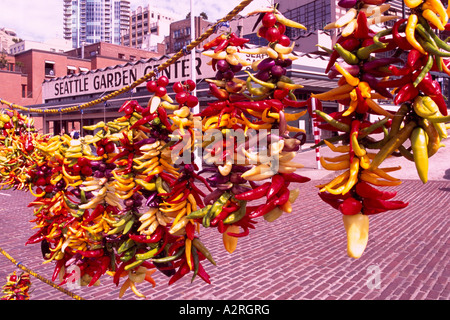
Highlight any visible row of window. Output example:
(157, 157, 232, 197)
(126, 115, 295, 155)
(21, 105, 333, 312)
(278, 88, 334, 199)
(173, 27, 190, 39)
(284, 0, 331, 38)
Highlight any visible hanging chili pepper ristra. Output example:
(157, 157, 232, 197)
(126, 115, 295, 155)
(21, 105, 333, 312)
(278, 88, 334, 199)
(314, 0, 449, 259)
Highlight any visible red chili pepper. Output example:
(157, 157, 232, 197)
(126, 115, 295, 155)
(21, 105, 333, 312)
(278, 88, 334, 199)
(168, 261, 190, 285)
(393, 18, 413, 50)
(394, 83, 419, 105)
(214, 38, 230, 53)
(249, 198, 278, 218)
(319, 192, 343, 210)
(129, 114, 155, 130)
(159, 172, 177, 185)
(84, 204, 105, 224)
(339, 197, 363, 215)
(157, 106, 172, 130)
(185, 222, 195, 241)
(355, 181, 397, 200)
(266, 174, 285, 200)
(389, 65, 412, 76)
(129, 226, 164, 243)
(52, 259, 65, 282)
(113, 262, 126, 286)
(119, 100, 139, 113)
(78, 249, 104, 258)
(362, 198, 408, 211)
(274, 186, 290, 206)
(355, 11, 370, 39)
(228, 32, 250, 47)
(378, 74, 412, 88)
(196, 262, 211, 284)
(211, 202, 240, 226)
(281, 172, 311, 183)
(282, 98, 308, 108)
(407, 49, 423, 68)
(226, 225, 249, 238)
(234, 181, 271, 201)
(355, 87, 369, 114)
(203, 34, 227, 50)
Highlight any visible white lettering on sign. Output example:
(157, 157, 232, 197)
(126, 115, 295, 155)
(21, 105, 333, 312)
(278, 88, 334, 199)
(42, 52, 267, 101)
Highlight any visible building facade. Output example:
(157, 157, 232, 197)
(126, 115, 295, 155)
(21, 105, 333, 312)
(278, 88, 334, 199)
(0, 42, 162, 133)
(121, 4, 180, 52)
(8, 39, 73, 56)
(165, 16, 213, 54)
(63, 0, 131, 48)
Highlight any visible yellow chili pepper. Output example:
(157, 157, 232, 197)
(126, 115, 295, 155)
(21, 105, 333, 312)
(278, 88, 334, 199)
(185, 238, 193, 270)
(411, 127, 429, 183)
(334, 62, 359, 87)
(422, 9, 445, 31)
(405, 14, 427, 55)
(342, 213, 369, 259)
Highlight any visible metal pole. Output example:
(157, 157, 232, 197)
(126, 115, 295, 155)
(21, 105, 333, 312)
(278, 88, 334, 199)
(190, 0, 202, 170)
(310, 98, 321, 170)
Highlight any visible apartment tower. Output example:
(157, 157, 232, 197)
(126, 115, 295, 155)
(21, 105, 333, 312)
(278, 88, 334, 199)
(63, 0, 131, 48)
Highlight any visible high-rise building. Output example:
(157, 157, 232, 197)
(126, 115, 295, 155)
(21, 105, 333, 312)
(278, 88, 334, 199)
(121, 4, 181, 52)
(63, 0, 131, 48)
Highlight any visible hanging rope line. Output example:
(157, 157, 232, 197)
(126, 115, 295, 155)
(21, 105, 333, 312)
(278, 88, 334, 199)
(0, 246, 85, 300)
(0, 0, 254, 115)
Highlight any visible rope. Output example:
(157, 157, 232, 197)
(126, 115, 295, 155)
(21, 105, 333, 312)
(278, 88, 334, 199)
(0, 0, 254, 115)
(0, 246, 85, 300)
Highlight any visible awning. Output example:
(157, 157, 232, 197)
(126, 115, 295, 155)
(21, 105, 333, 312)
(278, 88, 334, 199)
(79, 67, 89, 72)
(67, 66, 77, 70)
(45, 60, 55, 64)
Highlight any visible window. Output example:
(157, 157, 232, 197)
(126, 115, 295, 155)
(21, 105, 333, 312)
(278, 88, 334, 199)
(130, 55, 136, 61)
(67, 66, 76, 75)
(22, 85, 27, 98)
(118, 53, 125, 59)
(44, 61, 55, 77)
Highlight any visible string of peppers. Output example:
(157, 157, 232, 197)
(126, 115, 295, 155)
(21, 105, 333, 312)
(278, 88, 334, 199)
(1, 1, 450, 299)
(313, 0, 450, 258)
(0, 4, 314, 299)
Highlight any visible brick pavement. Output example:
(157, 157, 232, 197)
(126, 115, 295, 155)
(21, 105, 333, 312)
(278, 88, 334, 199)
(0, 172, 448, 301)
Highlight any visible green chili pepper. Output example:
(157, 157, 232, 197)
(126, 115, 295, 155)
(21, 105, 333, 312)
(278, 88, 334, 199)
(418, 16, 450, 52)
(155, 176, 167, 194)
(151, 247, 185, 263)
(387, 104, 409, 140)
(120, 246, 137, 262)
(369, 121, 417, 170)
(223, 201, 247, 224)
(203, 192, 231, 228)
(360, 117, 390, 138)
(63, 195, 79, 210)
(135, 246, 159, 261)
(356, 42, 387, 60)
(417, 36, 450, 57)
(118, 238, 135, 254)
(190, 246, 200, 283)
(124, 259, 144, 271)
(314, 110, 351, 132)
(245, 71, 276, 89)
(373, 28, 392, 47)
(309, 134, 349, 149)
(186, 205, 212, 219)
(334, 43, 359, 65)
(192, 238, 216, 266)
(413, 54, 434, 87)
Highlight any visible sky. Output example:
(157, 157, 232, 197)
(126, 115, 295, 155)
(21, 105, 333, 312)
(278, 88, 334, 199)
(0, 0, 273, 43)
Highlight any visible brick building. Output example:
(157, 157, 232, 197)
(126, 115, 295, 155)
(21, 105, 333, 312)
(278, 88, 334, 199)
(165, 16, 213, 54)
(121, 5, 180, 52)
(0, 42, 161, 132)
